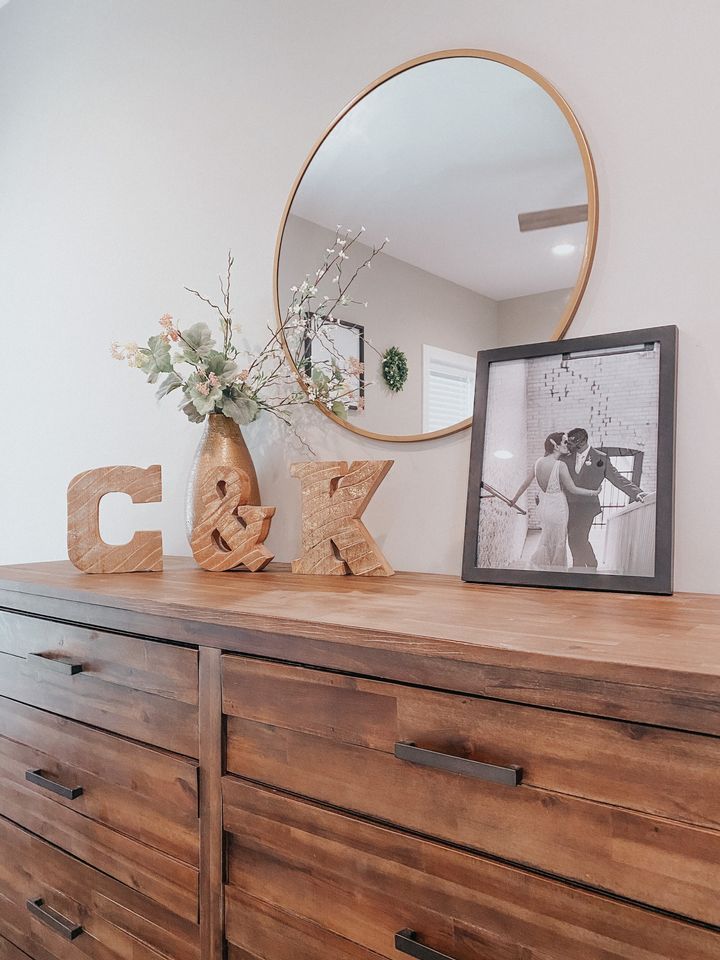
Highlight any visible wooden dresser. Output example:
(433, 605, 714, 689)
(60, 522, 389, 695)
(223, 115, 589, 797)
(0, 558, 718, 960)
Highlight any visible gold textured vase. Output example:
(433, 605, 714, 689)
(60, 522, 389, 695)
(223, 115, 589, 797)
(185, 413, 260, 540)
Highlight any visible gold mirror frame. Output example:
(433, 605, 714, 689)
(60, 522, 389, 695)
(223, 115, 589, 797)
(274, 49, 599, 443)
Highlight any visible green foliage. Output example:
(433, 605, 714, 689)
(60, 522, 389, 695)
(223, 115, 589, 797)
(204, 351, 238, 384)
(137, 335, 173, 383)
(312, 367, 329, 389)
(221, 391, 259, 426)
(184, 372, 222, 416)
(114, 239, 386, 449)
(381, 346, 409, 393)
(155, 371, 183, 400)
(179, 322, 215, 364)
(179, 398, 205, 423)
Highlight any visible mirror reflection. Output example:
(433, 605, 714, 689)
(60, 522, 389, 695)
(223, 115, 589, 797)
(277, 53, 596, 440)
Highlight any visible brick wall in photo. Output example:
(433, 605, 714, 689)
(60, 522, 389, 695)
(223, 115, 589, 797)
(476, 359, 529, 568)
(524, 344, 660, 527)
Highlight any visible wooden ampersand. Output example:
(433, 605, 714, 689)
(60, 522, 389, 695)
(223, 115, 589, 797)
(191, 466, 275, 572)
(291, 460, 394, 576)
(67, 465, 163, 574)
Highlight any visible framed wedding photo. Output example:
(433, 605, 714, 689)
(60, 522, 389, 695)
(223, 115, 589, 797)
(462, 326, 677, 594)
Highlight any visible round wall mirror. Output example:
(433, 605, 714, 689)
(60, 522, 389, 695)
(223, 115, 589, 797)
(274, 50, 598, 442)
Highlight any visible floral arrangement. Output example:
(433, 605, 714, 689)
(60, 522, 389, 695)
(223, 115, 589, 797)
(282, 225, 390, 415)
(113, 254, 309, 432)
(112, 229, 401, 440)
(381, 346, 409, 393)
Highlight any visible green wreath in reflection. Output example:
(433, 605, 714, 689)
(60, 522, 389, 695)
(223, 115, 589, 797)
(381, 346, 408, 393)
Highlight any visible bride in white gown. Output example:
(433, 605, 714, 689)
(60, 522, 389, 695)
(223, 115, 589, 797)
(510, 433, 602, 568)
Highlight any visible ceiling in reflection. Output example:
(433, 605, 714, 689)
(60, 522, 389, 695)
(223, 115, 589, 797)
(291, 57, 587, 301)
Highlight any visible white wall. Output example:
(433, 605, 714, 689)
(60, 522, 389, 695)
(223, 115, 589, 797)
(280, 215, 499, 435)
(1, 0, 719, 593)
(498, 288, 572, 346)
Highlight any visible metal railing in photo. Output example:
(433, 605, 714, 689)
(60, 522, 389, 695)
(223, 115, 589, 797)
(592, 447, 645, 530)
(480, 481, 527, 516)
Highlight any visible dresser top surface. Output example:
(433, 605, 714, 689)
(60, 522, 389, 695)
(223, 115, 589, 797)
(0, 558, 718, 687)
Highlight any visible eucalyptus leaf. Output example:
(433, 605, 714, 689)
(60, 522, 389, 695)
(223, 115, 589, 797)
(184, 371, 223, 415)
(181, 322, 215, 362)
(222, 394, 259, 426)
(205, 350, 238, 384)
(156, 371, 183, 400)
(331, 400, 348, 420)
(180, 398, 205, 423)
(190, 391, 221, 416)
(137, 335, 173, 383)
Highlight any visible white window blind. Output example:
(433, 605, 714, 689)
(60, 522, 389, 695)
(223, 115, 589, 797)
(422, 345, 476, 433)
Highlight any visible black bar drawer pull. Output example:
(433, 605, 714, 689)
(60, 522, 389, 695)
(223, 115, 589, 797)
(26, 769, 83, 800)
(27, 653, 83, 675)
(395, 929, 456, 960)
(27, 898, 83, 940)
(394, 741, 522, 787)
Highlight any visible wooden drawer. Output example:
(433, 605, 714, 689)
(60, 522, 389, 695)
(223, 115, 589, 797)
(0, 936, 32, 960)
(223, 655, 720, 926)
(0, 697, 198, 921)
(226, 892, 387, 960)
(0, 814, 199, 960)
(224, 778, 720, 960)
(0, 611, 198, 756)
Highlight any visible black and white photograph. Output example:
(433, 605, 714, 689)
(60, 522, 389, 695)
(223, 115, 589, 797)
(463, 326, 677, 594)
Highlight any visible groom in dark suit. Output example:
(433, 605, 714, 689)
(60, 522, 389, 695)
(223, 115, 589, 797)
(564, 427, 646, 568)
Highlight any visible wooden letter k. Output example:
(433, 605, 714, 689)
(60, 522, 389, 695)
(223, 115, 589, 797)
(291, 460, 394, 576)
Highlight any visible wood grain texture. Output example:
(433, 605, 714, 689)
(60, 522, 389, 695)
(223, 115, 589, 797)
(191, 466, 275, 572)
(0, 560, 718, 733)
(223, 655, 720, 925)
(226, 891, 385, 960)
(67, 464, 163, 574)
(224, 777, 720, 960)
(0, 612, 198, 703)
(224, 657, 720, 828)
(0, 814, 199, 960)
(0, 611, 199, 756)
(0, 763, 197, 922)
(0, 696, 199, 865)
(2, 559, 720, 954)
(0, 935, 32, 960)
(199, 648, 224, 960)
(0, 652, 199, 757)
(291, 460, 394, 576)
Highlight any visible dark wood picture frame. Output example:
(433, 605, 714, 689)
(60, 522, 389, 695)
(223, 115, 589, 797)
(462, 326, 678, 595)
(303, 320, 365, 411)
